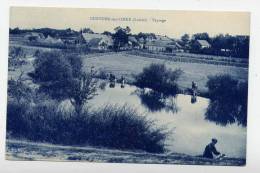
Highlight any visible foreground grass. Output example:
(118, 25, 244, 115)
(6, 140, 246, 166)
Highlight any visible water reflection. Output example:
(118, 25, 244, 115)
(205, 100, 247, 126)
(136, 89, 178, 114)
(191, 95, 197, 104)
(103, 82, 246, 126)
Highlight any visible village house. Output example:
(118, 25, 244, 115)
(146, 41, 168, 52)
(138, 37, 145, 49)
(81, 33, 113, 50)
(87, 38, 110, 50)
(24, 32, 45, 42)
(61, 35, 85, 45)
(144, 34, 186, 53)
(195, 39, 211, 49)
(146, 35, 172, 42)
(167, 42, 184, 53)
(128, 36, 140, 49)
(146, 39, 183, 53)
(42, 35, 63, 44)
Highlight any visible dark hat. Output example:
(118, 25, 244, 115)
(212, 138, 218, 143)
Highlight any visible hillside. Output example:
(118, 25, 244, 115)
(6, 140, 245, 166)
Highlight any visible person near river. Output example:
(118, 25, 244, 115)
(120, 75, 125, 88)
(109, 73, 116, 88)
(191, 81, 198, 96)
(203, 138, 221, 159)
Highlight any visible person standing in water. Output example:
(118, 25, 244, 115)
(120, 75, 125, 88)
(191, 81, 198, 96)
(90, 66, 95, 76)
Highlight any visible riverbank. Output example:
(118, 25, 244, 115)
(6, 140, 246, 166)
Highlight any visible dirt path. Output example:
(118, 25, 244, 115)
(6, 140, 245, 166)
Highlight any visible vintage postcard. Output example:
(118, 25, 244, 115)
(6, 7, 249, 166)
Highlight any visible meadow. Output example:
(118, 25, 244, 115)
(83, 52, 248, 93)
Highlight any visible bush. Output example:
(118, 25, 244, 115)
(134, 63, 183, 96)
(9, 47, 26, 59)
(7, 101, 29, 138)
(8, 79, 33, 103)
(7, 102, 167, 153)
(87, 105, 167, 153)
(8, 47, 27, 67)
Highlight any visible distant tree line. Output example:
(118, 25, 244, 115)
(9, 27, 79, 38)
(179, 33, 250, 59)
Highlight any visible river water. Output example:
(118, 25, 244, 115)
(84, 84, 246, 158)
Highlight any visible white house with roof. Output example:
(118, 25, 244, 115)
(146, 40, 182, 53)
(87, 38, 109, 50)
(146, 35, 172, 42)
(195, 39, 211, 49)
(138, 37, 145, 49)
(42, 35, 63, 44)
(81, 33, 113, 50)
(146, 41, 168, 52)
(24, 32, 45, 42)
(128, 36, 140, 49)
(145, 34, 182, 52)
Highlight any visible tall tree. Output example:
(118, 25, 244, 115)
(29, 51, 97, 114)
(180, 34, 190, 49)
(192, 32, 210, 42)
(112, 26, 131, 51)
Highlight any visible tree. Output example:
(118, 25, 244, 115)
(29, 51, 73, 99)
(211, 34, 225, 55)
(69, 72, 97, 114)
(188, 33, 249, 58)
(112, 26, 131, 51)
(102, 31, 112, 36)
(180, 34, 190, 50)
(8, 71, 32, 103)
(9, 47, 27, 68)
(29, 51, 97, 114)
(137, 32, 147, 40)
(192, 32, 210, 42)
(9, 47, 25, 59)
(181, 34, 190, 44)
(9, 27, 22, 34)
(134, 63, 183, 96)
(80, 28, 94, 34)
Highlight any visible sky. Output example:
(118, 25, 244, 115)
(9, 7, 250, 39)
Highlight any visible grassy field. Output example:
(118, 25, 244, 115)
(83, 52, 248, 93)
(6, 140, 245, 166)
(8, 46, 249, 93)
